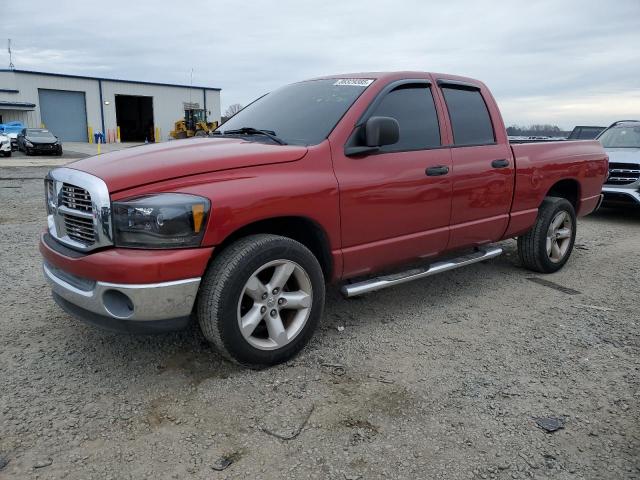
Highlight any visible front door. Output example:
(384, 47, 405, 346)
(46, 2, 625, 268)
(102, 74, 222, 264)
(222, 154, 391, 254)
(333, 82, 453, 277)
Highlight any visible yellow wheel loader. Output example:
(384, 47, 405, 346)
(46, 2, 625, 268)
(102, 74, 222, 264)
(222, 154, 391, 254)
(170, 108, 218, 139)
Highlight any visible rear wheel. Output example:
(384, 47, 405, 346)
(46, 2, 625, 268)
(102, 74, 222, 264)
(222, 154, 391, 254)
(517, 197, 576, 273)
(197, 234, 325, 367)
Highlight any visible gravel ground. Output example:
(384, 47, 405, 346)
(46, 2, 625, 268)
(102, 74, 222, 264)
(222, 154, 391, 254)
(1, 167, 638, 480)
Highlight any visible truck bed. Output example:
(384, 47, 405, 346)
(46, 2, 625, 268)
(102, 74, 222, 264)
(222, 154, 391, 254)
(509, 139, 608, 222)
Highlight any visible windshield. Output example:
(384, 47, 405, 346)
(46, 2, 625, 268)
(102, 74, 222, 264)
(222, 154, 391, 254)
(598, 124, 640, 148)
(27, 129, 56, 140)
(217, 78, 373, 145)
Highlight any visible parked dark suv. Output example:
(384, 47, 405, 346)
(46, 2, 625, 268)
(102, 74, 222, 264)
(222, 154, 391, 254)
(17, 128, 63, 156)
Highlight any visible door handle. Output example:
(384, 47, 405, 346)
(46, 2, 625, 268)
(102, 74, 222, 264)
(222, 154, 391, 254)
(425, 165, 449, 176)
(491, 159, 510, 168)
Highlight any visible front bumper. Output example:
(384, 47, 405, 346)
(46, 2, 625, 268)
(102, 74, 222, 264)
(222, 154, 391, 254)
(28, 143, 61, 153)
(0, 142, 10, 153)
(44, 261, 200, 330)
(602, 186, 640, 206)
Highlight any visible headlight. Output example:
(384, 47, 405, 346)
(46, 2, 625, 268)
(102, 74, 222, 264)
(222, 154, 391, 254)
(26, 141, 34, 147)
(112, 193, 210, 248)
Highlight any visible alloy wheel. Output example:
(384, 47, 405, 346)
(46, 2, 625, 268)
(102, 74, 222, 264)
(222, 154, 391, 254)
(546, 211, 573, 263)
(237, 259, 313, 350)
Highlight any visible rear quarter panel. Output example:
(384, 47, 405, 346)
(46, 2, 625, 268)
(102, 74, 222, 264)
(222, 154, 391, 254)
(505, 140, 608, 237)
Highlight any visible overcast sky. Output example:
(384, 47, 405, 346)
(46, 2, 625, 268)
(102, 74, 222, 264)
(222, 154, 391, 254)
(5, 0, 639, 129)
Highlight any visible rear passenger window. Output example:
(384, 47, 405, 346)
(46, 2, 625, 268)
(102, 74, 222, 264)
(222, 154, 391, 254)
(442, 87, 495, 146)
(370, 85, 440, 151)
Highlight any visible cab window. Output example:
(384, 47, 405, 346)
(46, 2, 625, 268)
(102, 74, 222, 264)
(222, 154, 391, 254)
(442, 87, 495, 146)
(370, 85, 441, 152)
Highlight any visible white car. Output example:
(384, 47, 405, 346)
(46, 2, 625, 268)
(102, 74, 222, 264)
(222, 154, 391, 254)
(0, 134, 11, 157)
(598, 120, 640, 207)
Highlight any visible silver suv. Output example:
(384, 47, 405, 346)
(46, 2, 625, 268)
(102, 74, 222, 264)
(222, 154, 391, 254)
(598, 120, 640, 207)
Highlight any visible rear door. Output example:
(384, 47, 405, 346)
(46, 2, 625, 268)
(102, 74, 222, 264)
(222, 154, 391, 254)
(435, 80, 514, 249)
(333, 80, 453, 277)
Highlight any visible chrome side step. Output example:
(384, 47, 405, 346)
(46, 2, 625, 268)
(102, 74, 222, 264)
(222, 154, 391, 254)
(341, 246, 503, 297)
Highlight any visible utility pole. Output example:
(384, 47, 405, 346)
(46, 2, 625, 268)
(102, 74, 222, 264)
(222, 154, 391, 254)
(8, 39, 15, 70)
(189, 68, 193, 105)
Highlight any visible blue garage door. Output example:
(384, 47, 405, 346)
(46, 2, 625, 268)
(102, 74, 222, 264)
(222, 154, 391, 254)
(38, 89, 88, 142)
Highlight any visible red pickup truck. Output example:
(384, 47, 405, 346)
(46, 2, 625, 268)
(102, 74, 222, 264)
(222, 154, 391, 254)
(40, 72, 608, 366)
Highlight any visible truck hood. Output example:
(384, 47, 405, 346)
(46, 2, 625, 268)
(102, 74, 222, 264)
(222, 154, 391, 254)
(604, 148, 640, 164)
(68, 137, 308, 192)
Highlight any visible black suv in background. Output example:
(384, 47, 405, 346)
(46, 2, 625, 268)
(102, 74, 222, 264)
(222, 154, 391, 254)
(567, 125, 605, 140)
(17, 128, 63, 156)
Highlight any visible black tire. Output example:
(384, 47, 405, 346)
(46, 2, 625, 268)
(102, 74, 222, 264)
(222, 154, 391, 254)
(56, 149, 63, 156)
(517, 196, 577, 273)
(197, 234, 325, 367)
(3, 151, 11, 157)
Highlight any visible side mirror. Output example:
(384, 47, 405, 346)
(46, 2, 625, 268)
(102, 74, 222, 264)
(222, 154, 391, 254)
(344, 116, 400, 156)
(364, 116, 400, 147)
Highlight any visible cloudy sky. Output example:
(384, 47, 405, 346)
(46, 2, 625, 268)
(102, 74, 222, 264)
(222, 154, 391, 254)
(5, 0, 639, 129)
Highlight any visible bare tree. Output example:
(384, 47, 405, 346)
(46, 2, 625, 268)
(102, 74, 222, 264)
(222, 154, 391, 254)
(224, 103, 243, 118)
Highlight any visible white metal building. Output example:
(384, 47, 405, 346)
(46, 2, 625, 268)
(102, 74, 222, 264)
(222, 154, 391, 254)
(0, 69, 221, 142)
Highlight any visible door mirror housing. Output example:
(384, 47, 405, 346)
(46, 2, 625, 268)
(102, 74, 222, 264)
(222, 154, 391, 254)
(365, 116, 400, 147)
(344, 116, 400, 156)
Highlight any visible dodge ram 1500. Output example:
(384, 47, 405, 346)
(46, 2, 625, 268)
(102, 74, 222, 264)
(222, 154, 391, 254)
(40, 72, 608, 366)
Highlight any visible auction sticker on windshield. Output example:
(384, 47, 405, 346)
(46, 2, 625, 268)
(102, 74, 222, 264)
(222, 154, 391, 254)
(333, 79, 374, 87)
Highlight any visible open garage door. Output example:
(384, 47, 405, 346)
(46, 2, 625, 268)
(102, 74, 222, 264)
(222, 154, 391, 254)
(115, 95, 154, 142)
(38, 89, 88, 142)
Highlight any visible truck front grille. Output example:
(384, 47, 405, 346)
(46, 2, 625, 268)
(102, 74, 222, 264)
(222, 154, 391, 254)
(60, 183, 95, 245)
(46, 168, 112, 252)
(62, 183, 93, 212)
(606, 162, 640, 185)
(63, 213, 96, 244)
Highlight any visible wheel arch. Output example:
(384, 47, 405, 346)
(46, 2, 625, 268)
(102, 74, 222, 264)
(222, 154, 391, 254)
(544, 178, 581, 210)
(212, 216, 334, 281)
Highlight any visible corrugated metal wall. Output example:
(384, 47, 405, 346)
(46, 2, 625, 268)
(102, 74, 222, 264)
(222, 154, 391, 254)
(101, 81, 221, 141)
(0, 71, 222, 142)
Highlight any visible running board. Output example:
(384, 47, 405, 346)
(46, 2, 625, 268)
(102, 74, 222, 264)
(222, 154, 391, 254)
(341, 246, 503, 297)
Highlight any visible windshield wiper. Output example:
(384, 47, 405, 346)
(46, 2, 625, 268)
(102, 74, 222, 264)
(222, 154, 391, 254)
(222, 127, 287, 145)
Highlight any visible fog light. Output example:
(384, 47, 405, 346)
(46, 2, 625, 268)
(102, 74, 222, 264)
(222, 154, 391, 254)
(102, 289, 134, 318)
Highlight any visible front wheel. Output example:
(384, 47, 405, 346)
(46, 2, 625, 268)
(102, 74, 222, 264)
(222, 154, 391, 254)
(197, 234, 325, 367)
(517, 197, 576, 273)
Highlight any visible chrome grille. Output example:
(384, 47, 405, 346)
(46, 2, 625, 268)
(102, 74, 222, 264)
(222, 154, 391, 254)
(60, 183, 95, 245)
(62, 183, 93, 212)
(46, 168, 112, 252)
(63, 213, 96, 244)
(47, 179, 55, 203)
(606, 162, 640, 185)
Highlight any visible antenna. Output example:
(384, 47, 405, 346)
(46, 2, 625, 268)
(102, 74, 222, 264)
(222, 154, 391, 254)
(8, 39, 15, 70)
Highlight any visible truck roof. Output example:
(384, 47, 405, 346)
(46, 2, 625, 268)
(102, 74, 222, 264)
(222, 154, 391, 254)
(308, 71, 487, 88)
